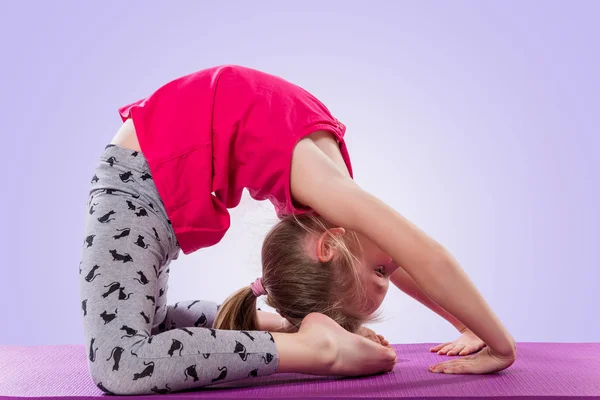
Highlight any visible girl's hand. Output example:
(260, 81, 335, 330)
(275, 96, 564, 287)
(429, 346, 516, 374)
(356, 326, 391, 348)
(430, 328, 486, 356)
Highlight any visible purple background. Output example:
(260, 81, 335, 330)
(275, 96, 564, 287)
(0, 1, 598, 346)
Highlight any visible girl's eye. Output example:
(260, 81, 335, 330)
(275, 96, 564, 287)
(376, 265, 385, 276)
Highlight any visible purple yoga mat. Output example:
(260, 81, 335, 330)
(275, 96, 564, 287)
(0, 343, 598, 399)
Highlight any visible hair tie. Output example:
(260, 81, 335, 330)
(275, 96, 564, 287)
(250, 277, 267, 297)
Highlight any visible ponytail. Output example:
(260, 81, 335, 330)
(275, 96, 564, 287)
(212, 286, 259, 331)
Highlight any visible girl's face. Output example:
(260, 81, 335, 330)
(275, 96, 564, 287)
(355, 233, 399, 315)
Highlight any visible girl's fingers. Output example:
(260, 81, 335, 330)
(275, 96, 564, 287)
(430, 342, 450, 352)
(447, 343, 466, 356)
(438, 344, 454, 355)
(460, 344, 479, 356)
(429, 358, 470, 373)
(462, 342, 485, 356)
(430, 360, 454, 371)
(430, 362, 451, 373)
(459, 347, 472, 356)
(441, 363, 468, 374)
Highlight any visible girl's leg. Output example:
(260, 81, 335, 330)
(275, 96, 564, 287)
(80, 147, 279, 395)
(154, 300, 220, 333)
(153, 301, 399, 378)
(272, 313, 397, 376)
(80, 145, 397, 395)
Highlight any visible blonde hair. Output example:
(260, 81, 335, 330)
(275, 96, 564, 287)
(213, 213, 376, 333)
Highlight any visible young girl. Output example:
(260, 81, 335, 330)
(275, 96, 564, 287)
(80, 65, 516, 395)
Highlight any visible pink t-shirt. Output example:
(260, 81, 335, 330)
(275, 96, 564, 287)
(118, 65, 353, 254)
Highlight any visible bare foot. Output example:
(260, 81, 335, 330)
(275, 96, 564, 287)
(298, 313, 397, 376)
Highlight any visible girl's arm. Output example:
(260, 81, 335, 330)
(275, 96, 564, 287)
(257, 310, 292, 332)
(389, 265, 466, 332)
(291, 137, 516, 358)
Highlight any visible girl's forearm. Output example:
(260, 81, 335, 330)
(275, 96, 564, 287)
(389, 266, 466, 332)
(356, 192, 516, 357)
(257, 310, 287, 332)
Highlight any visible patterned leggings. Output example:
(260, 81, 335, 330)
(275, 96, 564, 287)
(79, 145, 278, 395)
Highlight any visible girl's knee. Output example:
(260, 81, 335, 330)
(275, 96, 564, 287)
(88, 351, 149, 395)
(89, 362, 120, 395)
(89, 368, 147, 395)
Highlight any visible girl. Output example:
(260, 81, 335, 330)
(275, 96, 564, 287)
(80, 65, 516, 396)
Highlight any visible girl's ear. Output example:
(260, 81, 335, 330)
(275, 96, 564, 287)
(316, 227, 346, 262)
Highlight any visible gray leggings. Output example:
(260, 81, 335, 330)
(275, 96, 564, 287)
(79, 145, 278, 395)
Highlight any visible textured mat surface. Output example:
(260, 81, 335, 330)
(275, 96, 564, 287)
(1, 343, 599, 399)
